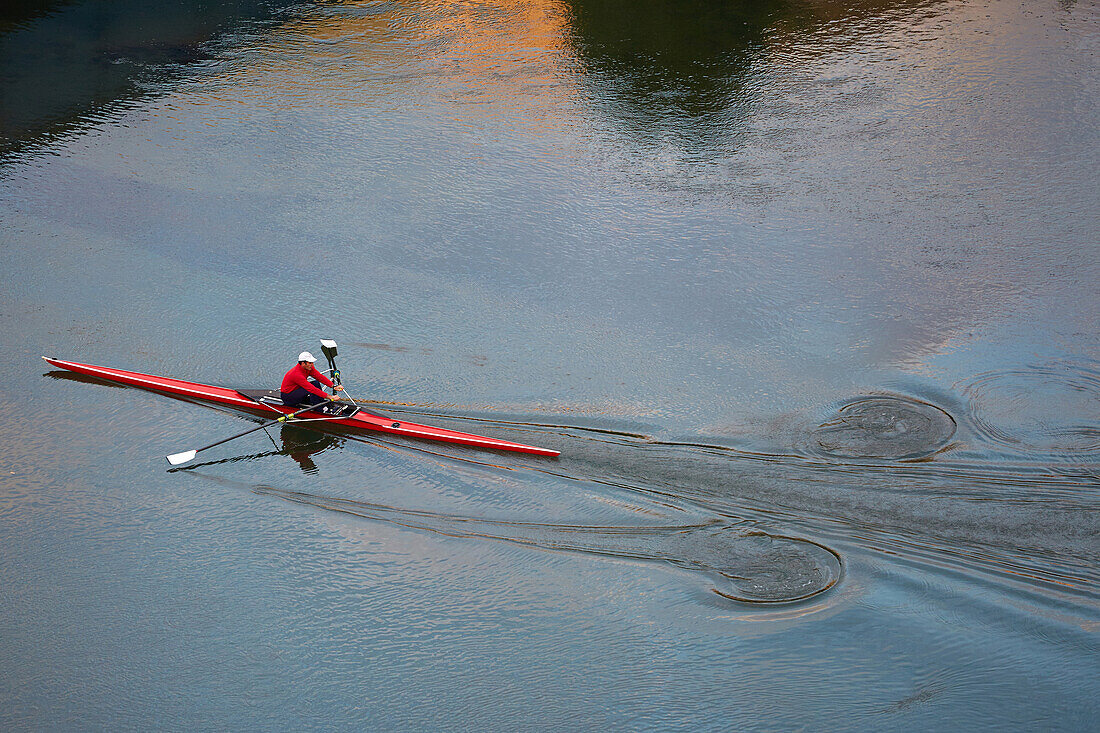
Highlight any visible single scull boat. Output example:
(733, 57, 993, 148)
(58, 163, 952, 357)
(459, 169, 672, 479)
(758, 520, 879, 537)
(42, 356, 560, 458)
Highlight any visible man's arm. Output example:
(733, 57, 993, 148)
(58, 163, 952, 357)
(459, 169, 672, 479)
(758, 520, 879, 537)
(309, 365, 335, 390)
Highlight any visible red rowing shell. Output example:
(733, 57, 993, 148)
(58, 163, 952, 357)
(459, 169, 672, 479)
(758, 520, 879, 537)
(43, 357, 560, 457)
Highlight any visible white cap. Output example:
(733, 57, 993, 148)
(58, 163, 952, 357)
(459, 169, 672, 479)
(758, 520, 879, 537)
(298, 351, 316, 363)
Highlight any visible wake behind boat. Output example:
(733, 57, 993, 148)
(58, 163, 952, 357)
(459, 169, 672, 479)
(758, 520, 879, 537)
(42, 351, 560, 460)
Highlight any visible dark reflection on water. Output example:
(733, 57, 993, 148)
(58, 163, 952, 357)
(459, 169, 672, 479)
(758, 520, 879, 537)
(44, 368, 130, 389)
(278, 423, 342, 473)
(0, 0, 298, 155)
(164, 423, 345, 473)
(563, 0, 943, 152)
(0, 0, 66, 33)
(566, 0, 777, 142)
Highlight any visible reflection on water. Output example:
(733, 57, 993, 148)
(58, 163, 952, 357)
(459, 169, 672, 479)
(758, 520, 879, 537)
(161, 423, 345, 473)
(0, 0, 299, 155)
(2, 0, 1098, 728)
(566, 0, 782, 150)
(278, 423, 341, 473)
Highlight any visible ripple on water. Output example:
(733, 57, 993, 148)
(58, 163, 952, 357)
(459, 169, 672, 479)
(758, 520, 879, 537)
(959, 362, 1100, 457)
(810, 395, 957, 460)
(253, 488, 842, 605)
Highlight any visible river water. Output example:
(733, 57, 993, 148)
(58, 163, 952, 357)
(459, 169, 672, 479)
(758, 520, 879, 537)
(2, 0, 1098, 729)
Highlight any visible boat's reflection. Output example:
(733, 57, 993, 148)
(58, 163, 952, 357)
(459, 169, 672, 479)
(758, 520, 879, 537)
(162, 423, 343, 472)
(278, 424, 342, 474)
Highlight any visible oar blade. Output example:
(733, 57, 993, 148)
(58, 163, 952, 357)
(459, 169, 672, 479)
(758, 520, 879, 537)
(166, 450, 197, 466)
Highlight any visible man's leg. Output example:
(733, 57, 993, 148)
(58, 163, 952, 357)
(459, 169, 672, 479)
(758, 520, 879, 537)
(281, 386, 325, 407)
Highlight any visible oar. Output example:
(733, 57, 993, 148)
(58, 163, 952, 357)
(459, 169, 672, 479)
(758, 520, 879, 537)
(320, 338, 361, 406)
(320, 338, 341, 385)
(166, 398, 337, 466)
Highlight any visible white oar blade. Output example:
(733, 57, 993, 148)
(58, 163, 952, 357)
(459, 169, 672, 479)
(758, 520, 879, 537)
(166, 450, 197, 466)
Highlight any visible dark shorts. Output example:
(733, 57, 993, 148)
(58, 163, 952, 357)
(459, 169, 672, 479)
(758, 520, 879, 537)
(281, 381, 326, 407)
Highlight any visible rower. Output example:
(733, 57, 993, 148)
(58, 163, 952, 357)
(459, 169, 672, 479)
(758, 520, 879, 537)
(281, 351, 343, 411)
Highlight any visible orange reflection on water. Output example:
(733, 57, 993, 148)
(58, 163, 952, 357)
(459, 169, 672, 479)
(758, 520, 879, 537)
(188, 0, 584, 135)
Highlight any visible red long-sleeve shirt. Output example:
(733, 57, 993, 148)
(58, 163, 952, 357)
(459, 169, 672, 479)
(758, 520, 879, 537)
(281, 363, 334, 399)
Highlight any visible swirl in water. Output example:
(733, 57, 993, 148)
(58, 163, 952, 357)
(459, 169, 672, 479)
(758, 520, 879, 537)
(810, 395, 957, 460)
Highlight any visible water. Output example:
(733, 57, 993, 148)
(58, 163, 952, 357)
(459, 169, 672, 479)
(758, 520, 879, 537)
(2, 0, 1098, 729)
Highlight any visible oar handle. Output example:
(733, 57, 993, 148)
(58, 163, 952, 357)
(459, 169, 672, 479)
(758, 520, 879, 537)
(213, 398, 337, 448)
